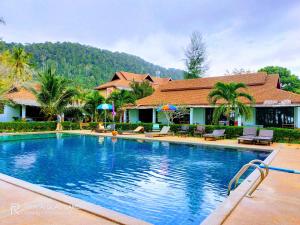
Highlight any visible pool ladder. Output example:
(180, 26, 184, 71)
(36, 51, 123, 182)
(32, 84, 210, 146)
(227, 159, 269, 197)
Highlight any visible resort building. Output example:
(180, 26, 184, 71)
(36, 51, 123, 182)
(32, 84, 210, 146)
(95, 71, 172, 98)
(0, 86, 41, 122)
(125, 72, 300, 128)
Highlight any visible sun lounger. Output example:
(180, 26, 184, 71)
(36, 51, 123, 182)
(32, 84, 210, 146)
(152, 123, 160, 132)
(203, 129, 225, 140)
(178, 125, 190, 136)
(80, 122, 89, 130)
(254, 129, 274, 145)
(106, 124, 116, 132)
(121, 126, 144, 135)
(94, 123, 106, 133)
(194, 125, 205, 136)
(237, 127, 257, 144)
(145, 126, 171, 138)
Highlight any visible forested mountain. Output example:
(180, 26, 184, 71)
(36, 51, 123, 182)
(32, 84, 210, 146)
(0, 42, 184, 88)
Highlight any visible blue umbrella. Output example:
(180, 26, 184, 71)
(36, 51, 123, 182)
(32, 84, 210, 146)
(156, 104, 177, 125)
(97, 104, 113, 127)
(97, 104, 113, 110)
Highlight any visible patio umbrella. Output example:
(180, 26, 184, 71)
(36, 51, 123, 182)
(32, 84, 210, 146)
(157, 104, 177, 125)
(97, 103, 113, 127)
(157, 104, 177, 112)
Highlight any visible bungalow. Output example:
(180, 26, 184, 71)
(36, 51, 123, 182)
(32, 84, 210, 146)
(95, 71, 172, 98)
(0, 86, 41, 122)
(125, 72, 300, 128)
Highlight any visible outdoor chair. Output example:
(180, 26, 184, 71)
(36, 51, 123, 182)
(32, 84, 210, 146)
(177, 125, 190, 136)
(121, 126, 145, 135)
(152, 123, 160, 132)
(237, 127, 257, 144)
(203, 129, 225, 141)
(145, 126, 171, 138)
(80, 122, 89, 130)
(194, 125, 205, 137)
(94, 123, 105, 133)
(106, 124, 116, 132)
(254, 129, 274, 145)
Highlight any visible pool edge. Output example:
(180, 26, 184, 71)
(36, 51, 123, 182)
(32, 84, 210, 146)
(0, 131, 276, 225)
(200, 148, 278, 225)
(0, 173, 151, 225)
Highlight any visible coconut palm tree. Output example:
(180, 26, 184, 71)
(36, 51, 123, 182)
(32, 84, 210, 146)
(83, 90, 105, 122)
(8, 47, 33, 84)
(130, 80, 154, 99)
(0, 48, 33, 85)
(107, 90, 136, 122)
(208, 82, 255, 125)
(32, 68, 78, 121)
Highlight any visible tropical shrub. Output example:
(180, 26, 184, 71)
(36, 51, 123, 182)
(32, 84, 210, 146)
(0, 122, 56, 132)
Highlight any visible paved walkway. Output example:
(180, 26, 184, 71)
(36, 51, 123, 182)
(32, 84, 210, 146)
(0, 179, 118, 225)
(223, 147, 300, 225)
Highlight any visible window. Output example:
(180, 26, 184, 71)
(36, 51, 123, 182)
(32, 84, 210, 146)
(256, 107, 294, 127)
(205, 108, 227, 125)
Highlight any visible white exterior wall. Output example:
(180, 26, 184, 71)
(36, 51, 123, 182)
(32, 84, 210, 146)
(128, 109, 139, 123)
(295, 107, 300, 128)
(0, 105, 21, 122)
(192, 108, 205, 124)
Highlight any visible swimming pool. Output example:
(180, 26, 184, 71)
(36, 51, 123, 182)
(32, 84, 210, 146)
(0, 133, 269, 225)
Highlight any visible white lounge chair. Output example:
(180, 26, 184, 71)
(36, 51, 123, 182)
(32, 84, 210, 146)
(145, 126, 171, 138)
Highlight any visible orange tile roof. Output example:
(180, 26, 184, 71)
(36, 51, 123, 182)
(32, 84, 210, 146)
(94, 71, 171, 90)
(5, 85, 39, 106)
(135, 73, 300, 107)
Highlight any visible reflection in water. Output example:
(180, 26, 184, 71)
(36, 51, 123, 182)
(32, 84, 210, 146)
(14, 153, 37, 170)
(98, 136, 104, 144)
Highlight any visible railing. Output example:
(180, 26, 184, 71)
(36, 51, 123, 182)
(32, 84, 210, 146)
(227, 159, 269, 197)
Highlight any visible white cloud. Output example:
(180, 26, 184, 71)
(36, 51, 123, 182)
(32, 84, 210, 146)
(107, 32, 188, 70)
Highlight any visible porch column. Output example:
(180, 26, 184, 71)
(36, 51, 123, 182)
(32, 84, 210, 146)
(189, 108, 194, 124)
(152, 108, 156, 123)
(123, 110, 127, 123)
(237, 116, 242, 126)
(295, 107, 300, 128)
(21, 105, 26, 120)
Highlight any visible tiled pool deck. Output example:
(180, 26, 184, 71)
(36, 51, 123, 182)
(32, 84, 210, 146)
(0, 130, 299, 225)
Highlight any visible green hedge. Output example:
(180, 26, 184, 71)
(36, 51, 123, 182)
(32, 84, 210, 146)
(0, 121, 299, 143)
(61, 122, 80, 130)
(0, 122, 57, 132)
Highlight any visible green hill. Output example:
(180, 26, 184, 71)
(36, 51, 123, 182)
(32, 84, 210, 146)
(0, 42, 184, 88)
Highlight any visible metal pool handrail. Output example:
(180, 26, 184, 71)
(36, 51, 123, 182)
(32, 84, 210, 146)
(227, 159, 269, 196)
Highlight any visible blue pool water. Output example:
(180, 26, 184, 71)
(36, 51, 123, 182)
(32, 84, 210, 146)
(0, 134, 269, 224)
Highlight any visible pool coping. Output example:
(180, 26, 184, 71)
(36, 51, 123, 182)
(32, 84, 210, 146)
(0, 173, 151, 225)
(0, 131, 278, 225)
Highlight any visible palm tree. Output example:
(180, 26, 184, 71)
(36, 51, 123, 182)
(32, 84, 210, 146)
(32, 68, 78, 121)
(83, 90, 105, 122)
(107, 90, 136, 122)
(208, 82, 255, 125)
(130, 80, 154, 99)
(0, 48, 33, 85)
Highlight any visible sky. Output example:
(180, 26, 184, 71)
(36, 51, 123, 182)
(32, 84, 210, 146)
(0, 0, 300, 77)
